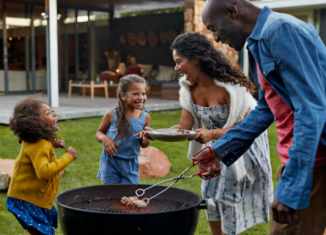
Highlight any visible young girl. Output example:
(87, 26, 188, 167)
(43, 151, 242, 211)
(6, 96, 77, 235)
(96, 75, 151, 184)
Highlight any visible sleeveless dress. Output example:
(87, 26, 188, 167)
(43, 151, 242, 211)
(194, 103, 273, 235)
(97, 108, 147, 184)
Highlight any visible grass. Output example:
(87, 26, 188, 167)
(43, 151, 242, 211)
(0, 110, 281, 235)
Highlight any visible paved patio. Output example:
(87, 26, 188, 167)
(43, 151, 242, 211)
(0, 94, 181, 125)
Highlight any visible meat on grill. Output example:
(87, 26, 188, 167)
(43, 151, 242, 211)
(121, 196, 147, 208)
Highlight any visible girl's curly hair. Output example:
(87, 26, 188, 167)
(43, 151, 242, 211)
(9, 96, 57, 144)
(172, 32, 255, 93)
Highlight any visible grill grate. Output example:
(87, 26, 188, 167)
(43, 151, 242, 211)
(71, 198, 191, 214)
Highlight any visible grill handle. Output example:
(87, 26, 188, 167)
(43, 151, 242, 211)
(199, 198, 217, 211)
(71, 195, 87, 206)
(199, 200, 207, 210)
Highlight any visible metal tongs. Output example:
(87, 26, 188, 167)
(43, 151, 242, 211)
(136, 146, 221, 204)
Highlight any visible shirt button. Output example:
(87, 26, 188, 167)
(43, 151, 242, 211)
(263, 71, 266, 75)
(241, 144, 244, 147)
(221, 153, 224, 156)
(225, 151, 228, 154)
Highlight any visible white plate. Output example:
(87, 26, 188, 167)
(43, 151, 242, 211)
(146, 128, 197, 142)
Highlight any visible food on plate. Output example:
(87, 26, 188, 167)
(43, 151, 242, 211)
(121, 196, 147, 208)
(146, 128, 196, 142)
(168, 129, 190, 134)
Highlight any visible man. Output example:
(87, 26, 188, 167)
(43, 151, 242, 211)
(195, 0, 326, 234)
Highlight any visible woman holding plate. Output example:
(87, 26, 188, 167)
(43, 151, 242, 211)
(170, 32, 273, 235)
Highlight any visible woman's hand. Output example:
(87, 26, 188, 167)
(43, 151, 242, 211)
(189, 128, 214, 144)
(102, 136, 119, 156)
(54, 140, 66, 148)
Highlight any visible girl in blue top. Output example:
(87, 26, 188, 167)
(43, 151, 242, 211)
(96, 75, 151, 184)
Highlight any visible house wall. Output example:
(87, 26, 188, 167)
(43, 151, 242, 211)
(93, 12, 184, 73)
(184, 1, 239, 67)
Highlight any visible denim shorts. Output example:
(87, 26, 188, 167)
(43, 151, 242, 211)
(97, 155, 139, 184)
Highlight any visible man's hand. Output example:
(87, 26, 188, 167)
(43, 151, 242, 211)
(272, 199, 298, 224)
(191, 147, 221, 177)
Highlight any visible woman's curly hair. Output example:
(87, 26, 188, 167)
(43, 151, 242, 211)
(172, 32, 255, 93)
(9, 96, 57, 144)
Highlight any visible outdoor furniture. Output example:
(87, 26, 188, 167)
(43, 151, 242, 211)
(162, 82, 180, 100)
(68, 80, 108, 100)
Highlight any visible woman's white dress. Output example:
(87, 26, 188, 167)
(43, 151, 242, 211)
(179, 76, 273, 235)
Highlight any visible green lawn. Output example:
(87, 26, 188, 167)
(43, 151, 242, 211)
(0, 110, 281, 235)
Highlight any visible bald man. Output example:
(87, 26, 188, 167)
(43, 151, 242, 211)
(192, 0, 326, 234)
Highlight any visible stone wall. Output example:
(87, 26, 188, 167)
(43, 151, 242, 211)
(184, 0, 239, 67)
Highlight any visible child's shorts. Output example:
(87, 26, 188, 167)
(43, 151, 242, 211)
(6, 196, 58, 235)
(97, 155, 139, 184)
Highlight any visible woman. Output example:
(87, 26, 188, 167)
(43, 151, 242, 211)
(127, 56, 142, 76)
(171, 32, 273, 235)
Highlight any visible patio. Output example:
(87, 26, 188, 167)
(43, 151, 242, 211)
(0, 94, 181, 125)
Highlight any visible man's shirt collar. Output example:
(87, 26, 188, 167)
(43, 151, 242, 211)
(249, 6, 273, 41)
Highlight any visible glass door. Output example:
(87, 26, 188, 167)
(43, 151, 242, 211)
(5, 2, 30, 93)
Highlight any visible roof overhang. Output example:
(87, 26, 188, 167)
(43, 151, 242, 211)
(114, 1, 184, 15)
(10, 0, 187, 12)
(252, 0, 326, 11)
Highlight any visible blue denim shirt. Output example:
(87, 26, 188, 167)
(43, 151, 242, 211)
(212, 7, 326, 210)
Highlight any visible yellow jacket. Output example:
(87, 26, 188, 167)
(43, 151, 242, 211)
(7, 139, 73, 209)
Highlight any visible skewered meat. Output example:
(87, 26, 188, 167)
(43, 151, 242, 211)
(121, 196, 147, 208)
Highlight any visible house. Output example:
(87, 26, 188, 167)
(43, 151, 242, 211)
(0, 0, 192, 105)
(240, 0, 326, 76)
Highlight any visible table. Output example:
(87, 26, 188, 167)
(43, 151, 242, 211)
(77, 83, 118, 98)
(68, 80, 108, 100)
(98, 74, 121, 83)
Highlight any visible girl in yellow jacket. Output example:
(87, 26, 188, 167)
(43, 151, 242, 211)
(6, 96, 77, 235)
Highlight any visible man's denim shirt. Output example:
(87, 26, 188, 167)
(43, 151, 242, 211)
(212, 7, 326, 210)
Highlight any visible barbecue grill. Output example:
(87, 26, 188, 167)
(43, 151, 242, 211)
(56, 184, 209, 235)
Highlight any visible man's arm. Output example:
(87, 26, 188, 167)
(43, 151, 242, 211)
(192, 88, 274, 178)
(212, 86, 274, 166)
(268, 22, 326, 210)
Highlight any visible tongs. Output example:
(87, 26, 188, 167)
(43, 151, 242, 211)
(136, 146, 221, 204)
